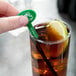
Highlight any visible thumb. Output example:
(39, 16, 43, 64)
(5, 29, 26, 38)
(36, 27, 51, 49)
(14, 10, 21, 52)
(0, 16, 28, 34)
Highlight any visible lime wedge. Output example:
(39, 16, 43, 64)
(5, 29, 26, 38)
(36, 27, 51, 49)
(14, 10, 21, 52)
(46, 20, 68, 41)
(46, 20, 69, 57)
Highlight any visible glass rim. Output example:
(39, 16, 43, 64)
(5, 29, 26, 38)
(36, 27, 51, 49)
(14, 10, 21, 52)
(30, 19, 71, 45)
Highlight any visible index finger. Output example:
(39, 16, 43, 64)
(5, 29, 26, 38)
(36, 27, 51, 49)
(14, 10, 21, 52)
(0, 1, 19, 16)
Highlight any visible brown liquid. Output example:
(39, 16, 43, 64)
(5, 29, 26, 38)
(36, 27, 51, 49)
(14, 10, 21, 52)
(30, 23, 70, 76)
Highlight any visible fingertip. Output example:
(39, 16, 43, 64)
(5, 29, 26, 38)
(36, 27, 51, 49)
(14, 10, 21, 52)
(19, 16, 28, 26)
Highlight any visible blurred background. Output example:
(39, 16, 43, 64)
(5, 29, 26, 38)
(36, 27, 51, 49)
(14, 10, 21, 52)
(0, 0, 76, 76)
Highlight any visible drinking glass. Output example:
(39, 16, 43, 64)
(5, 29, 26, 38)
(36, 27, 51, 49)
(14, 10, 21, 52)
(30, 18, 71, 76)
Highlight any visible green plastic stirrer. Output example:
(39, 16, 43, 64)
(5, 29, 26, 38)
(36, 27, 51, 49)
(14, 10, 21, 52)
(17, 10, 39, 38)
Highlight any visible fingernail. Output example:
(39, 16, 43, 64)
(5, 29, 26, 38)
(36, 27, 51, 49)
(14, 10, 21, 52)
(19, 16, 28, 26)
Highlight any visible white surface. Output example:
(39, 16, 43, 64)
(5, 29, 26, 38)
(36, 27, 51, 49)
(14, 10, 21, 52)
(0, 29, 32, 76)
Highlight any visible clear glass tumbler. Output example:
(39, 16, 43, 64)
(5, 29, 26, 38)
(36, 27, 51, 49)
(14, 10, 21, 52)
(29, 18, 71, 76)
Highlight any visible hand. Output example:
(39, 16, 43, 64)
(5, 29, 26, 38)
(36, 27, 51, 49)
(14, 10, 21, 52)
(0, 1, 28, 34)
